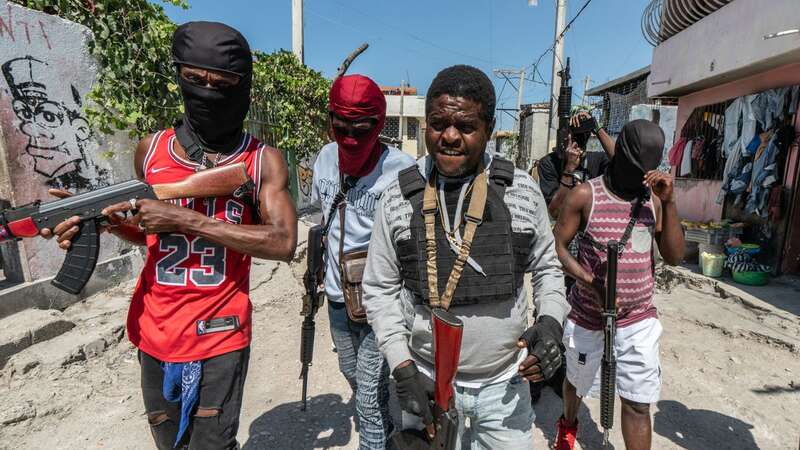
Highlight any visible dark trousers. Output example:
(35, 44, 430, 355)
(139, 347, 250, 450)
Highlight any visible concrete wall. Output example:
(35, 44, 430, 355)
(674, 178, 724, 223)
(0, 1, 136, 283)
(526, 108, 551, 163)
(385, 94, 425, 117)
(629, 104, 678, 171)
(649, 0, 800, 98)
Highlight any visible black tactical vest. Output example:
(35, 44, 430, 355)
(396, 158, 532, 307)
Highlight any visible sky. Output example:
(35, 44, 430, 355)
(159, 0, 655, 130)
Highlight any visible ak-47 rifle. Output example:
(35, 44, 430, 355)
(601, 240, 620, 448)
(556, 57, 572, 155)
(0, 162, 253, 295)
(389, 308, 463, 450)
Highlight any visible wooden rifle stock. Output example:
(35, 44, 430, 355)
(335, 43, 369, 79)
(432, 308, 462, 411)
(388, 309, 462, 450)
(151, 162, 251, 200)
(430, 308, 463, 449)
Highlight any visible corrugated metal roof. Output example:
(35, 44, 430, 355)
(586, 66, 651, 96)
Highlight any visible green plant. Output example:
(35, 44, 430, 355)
(12, 2, 332, 162)
(249, 50, 331, 161)
(11, 0, 186, 138)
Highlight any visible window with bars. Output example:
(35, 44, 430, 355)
(382, 117, 400, 140)
(674, 102, 730, 180)
(407, 118, 419, 140)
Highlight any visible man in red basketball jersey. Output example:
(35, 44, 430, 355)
(43, 22, 297, 449)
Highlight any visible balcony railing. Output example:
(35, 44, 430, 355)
(642, 0, 733, 46)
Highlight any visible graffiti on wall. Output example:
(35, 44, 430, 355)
(294, 155, 316, 211)
(2, 56, 106, 189)
(0, 2, 107, 191)
(297, 160, 313, 197)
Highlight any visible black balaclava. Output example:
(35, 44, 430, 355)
(172, 21, 252, 154)
(605, 119, 665, 200)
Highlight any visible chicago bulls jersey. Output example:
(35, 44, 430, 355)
(127, 129, 265, 362)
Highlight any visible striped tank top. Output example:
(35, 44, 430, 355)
(568, 177, 657, 330)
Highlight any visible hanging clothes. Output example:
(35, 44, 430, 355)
(752, 88, 790, 131)
(723, 95, 758, 159)
(789, 86, 800, 114)
(680, 140, 693, 176)
(668, 137, 688, 169)
(746, 126, 793, 216)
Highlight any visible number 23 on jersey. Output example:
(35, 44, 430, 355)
(155, 197, 246, 287)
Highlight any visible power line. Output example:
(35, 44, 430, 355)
(519, 0, 594, 123)
(305, 7, 479, 71)
(525, 0, 594, 74)
(497, 79, 509, 104)
(327, 0, 500, 65)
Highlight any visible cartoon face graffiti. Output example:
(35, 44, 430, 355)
(2, 56, 92, 183)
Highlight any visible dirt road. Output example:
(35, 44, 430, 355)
(1, 235, 798, 449)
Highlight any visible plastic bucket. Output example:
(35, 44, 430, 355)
(700, 252, 725, 278)
(733, 270, 769, 286)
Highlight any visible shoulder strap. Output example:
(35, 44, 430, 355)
(489, 158, 515, 185)
(398, 166, 425, 199)
(322, 174, 358, 236)
(618, 197, 646, 252)
(580, 196, 647, 255)
(423, 166, 488, 310)
(489, 157, 515, 197)
(174, 118, 208, 167)
(338, 200, 347, 264)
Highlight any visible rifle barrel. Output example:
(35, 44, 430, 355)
(601, 240, 619, 447)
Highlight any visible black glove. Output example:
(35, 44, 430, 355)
(393, 362, 435, 425)
(519, 315, 564, 381)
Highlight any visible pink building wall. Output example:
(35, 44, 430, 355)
(673, 178, 724, 222)
(670, 62, 800, 224)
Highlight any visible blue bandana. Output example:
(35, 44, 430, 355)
(162, 361, 202, 447)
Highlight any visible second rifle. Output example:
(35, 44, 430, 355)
(601, 240, 619, 448)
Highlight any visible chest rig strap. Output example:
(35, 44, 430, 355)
(423, 166, 488, 310)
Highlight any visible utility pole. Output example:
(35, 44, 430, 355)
(515, 67, 526, 132)
(292, 0, 304, 64)
(399, 80, 406, 150)
(547, 0, 567, 152)
(492, 68, 526, 131)
(494, 68, 527, 168)
(579, 75, 592, 106)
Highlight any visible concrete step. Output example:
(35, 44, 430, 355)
(0, 309, 75, 369)
(2, 317, 125, 379)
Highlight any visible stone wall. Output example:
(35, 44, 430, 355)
(0, 1, 137, 283)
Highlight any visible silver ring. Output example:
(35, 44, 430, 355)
(129, 198, 138, 210)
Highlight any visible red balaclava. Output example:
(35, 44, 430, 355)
(329, 74, 386, 177)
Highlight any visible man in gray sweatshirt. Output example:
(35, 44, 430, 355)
(362, 65, 569, 449)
